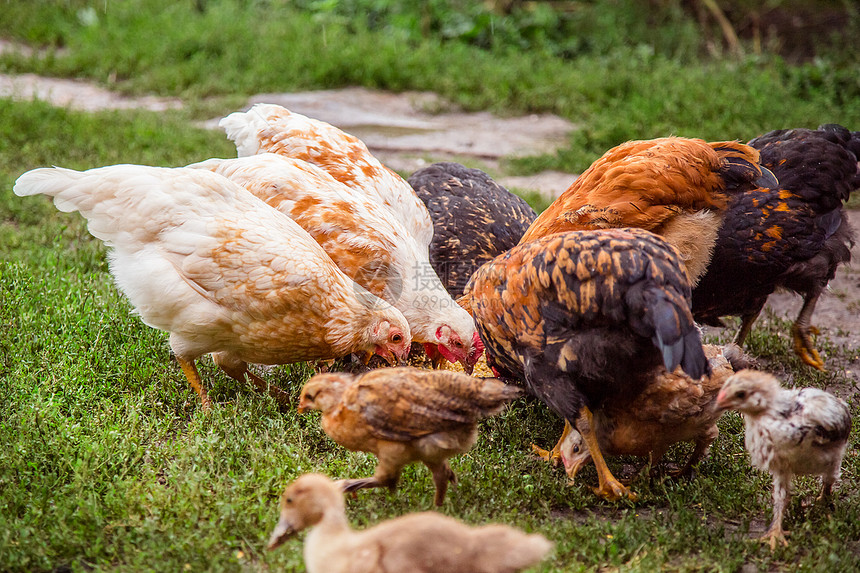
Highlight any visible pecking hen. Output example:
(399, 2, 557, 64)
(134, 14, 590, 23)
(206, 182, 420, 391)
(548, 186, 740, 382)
(219, 103, 433, 246)
(519, 137, 777, 284)
(187, 154, 481, 371)
(267, 473, 553, 573)
(552, 343, 751, 482)
(693, 124, 860, 370)
(13, 165, 411, 410)
(298, 366, 522, 505)
(461, 228, 709, 500)
(407, 162, 538, 297)
(716, 369, 851, 549)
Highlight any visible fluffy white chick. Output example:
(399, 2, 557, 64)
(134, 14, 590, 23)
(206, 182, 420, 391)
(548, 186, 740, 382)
(716, 369, 851, 549)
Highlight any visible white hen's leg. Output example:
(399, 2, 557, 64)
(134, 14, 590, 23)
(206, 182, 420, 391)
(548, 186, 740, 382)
(762, 473, 791, 549)
(175, 355, 212, 411)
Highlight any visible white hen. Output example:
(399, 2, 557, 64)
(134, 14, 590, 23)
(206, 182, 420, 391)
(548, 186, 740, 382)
(716, 369, 851, 549)
(187, 153, 482, 371)
(14, 165, 412, 410)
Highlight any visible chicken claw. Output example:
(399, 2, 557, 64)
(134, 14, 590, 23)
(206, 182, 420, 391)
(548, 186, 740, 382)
(530, 443, 561, 466)
(593, 478, 637, 502)
(760, 527, 789, 551)
(791, 323, 825, 371)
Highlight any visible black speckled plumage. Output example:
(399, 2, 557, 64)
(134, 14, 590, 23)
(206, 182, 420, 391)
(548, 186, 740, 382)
(692, 125, 859, 368)
(408, 162, 537, 296)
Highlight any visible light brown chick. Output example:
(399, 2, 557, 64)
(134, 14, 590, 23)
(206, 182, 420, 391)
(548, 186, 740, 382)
(268, 473, 553, 573)
(553, 344, 751, 481)
(299, 367, 523, 505)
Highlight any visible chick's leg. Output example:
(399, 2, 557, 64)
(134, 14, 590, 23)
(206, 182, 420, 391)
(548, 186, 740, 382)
(338, 444, 405, 495)
(762, 474, 791, 550)
(175, 355, 211, 411)
(531, 419, 573, 466)
(576, 406, 636, 501)
(791, 289, 825, 371)
(426, 460, 457, 506)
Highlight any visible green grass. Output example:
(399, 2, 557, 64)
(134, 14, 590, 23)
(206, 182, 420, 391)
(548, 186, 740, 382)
(2, 2, 860, 570)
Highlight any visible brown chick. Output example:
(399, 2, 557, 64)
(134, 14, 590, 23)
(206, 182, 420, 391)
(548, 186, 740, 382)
(519, 137, 778, 284)
(298, 367, 523, 505)
(550, 344, 751, 482)
(268, 473, 553, 573)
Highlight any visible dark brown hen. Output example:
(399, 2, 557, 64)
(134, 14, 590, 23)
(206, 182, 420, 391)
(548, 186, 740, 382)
(298, 367, 522, 505)
(408, 162, 537, 297)
(693, 124, 860, 370)
(461, 228, 709, 500)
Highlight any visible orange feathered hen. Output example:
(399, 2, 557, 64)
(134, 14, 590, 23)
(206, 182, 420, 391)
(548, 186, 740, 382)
(520, 137, 778, 284)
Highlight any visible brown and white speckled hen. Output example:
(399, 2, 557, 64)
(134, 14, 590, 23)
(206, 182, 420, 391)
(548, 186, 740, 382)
(693, 125, 860, 370)
(552, 343, 751, 481)
(298, 367, 522, 505)
(187, 154, 481, 372)
(716, 370, 851, 549)
(14, 165, 411, 410)
(461, 228, 709, 500)
(519, 137, 777, 284)
(218, 105, 483, 370)
(268, 473, 553, 573)
(407, 162, 537, 297)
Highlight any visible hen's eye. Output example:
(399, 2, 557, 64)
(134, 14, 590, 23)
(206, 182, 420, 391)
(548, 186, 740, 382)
(735, 390, 747, 399)
(391, 333, 403, 343)
(572, 446, 580, 453)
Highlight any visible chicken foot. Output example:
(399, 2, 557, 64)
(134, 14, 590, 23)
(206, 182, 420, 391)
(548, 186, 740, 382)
(577, 407, 636, 501)
(531, 419, 573, 466)
(175, 355, 212, 411)
(761, 474, 791, 550)
(791, 289, 825, 371)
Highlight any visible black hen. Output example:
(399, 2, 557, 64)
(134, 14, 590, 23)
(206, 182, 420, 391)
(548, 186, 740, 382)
(408, 162, 537, 296)
(461, 228, 708, 500)
(693, 124, 860, 370)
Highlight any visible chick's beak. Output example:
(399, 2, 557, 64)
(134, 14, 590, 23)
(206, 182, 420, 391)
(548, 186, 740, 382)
(297, 399, 310, 414)
(715, 388, 731, 410)
(267, 517, 298, 551)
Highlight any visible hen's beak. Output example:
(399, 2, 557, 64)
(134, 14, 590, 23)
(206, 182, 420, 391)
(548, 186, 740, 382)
(756, 165, 779, 189)
(267, 517, 298, 551)
(563, 455, 589, 482)
(374, 345, 397, 366)
(460, 359, 475, 375)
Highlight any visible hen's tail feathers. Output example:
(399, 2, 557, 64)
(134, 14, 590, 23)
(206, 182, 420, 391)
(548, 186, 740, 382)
(14, 167, 97, 214)
(219, 104, 276, 157)
(473, 379, 524, 417)
(648, 290, 709, 380)
(471, 526, 553, 571)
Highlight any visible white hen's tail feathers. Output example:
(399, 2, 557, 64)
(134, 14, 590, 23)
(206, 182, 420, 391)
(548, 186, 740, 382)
(13, 165, 240, 248)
